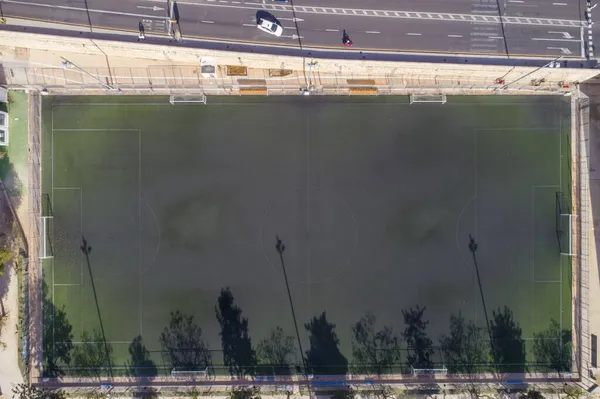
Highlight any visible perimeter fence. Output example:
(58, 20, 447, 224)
(1, 66, 574, 95)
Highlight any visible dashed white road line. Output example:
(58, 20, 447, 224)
(325, 28, 339, 31)
(552, 2, 568, 4)
(489, 36, 504, 39)
(365, 30, 380, 34)
(201, 20, 215, 23)
(242, 23, 255, 27)
(406, 32, 422, 35)
(448, 34, 463, 37)
(508, 0, 524, 3)
(531, 37, 581, 41)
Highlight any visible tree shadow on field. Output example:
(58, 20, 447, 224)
(351, 311, 401, 376)
(159, 310, 212, 372)
(439, 312, 490, 374)
(304, 311, 348, 376)
(256, 326, 296, 376)
(72, 329, 114, 378)
(532, 319, 571, 372)
(127, 335, 158, 378)
(80, 235, 113, 377)
(490, 306, 526, 373)
(42, 280, 74, 377)
(215, 287, 257, 377)
(402, 305, 434, 370)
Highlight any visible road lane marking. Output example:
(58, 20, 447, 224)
(325, 28, 339, 31)
(547, 46, 572, 54)
(407, 32, 422, 35)
(553, 2, 568, 5)
(165, 0, 588, 28)
(365, 30, 380, 34)
(201, 20, 215, 23)
(548, 31, 574, 38)
(531, 37, 581, 41)
(2, 0, 167, 20)
(242, 23, 255, 26)
(489, 36, 504, 39)
(137, 5, 164, 11)
(448, 34, 463, 37)
(508, 0, 524, 3)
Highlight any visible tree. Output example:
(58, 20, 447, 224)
(490, 306, 525, 373)
(12, 383, 65, 399)
(0, 247, 12, 275)
(351, 312, 400, 375)
(215, 287, 257, 377)
(305, 311, 348, 375)
(72, 330, 113, 377)
(532, 319, 571, 372)
(159, 310, 212, 371)
(439, 312, 489, 373)
(256, 326, 296, 375)
(127, 335, 158, 377)
(520, 391, 545, 399)
(402, 306, 434, 369)
(228, 386, 261, 399)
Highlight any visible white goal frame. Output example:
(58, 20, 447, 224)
(39, 216, 53, 259)
(560, 213, 576, 256)
(171, 367, 209, 378)
(411, 365, 448, 377)
(169, 94, 207, 105)
(410, 94, 447, 104)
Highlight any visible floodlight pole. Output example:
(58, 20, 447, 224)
(60, 56, 120, 93)
(275, 236, 311, 384)
(468, 235, 500, 374)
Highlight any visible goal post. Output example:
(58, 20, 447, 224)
(169, 95, 207, 105)
(171, 367, 209, 378)
(410, 365, 448, 377)
(410, 94, 447, 104)
(556, 191, 574, 256)
(39, 216, 53, 260)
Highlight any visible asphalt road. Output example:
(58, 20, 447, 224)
(0, 0, 593, 58)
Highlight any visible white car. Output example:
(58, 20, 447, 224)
(257, 18, 283, 37)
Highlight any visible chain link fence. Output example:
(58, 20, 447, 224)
(2, 66, 574, 96)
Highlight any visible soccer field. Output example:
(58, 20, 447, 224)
(40, 95, 572, 378)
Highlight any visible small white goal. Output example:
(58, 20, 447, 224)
(169, 95, 207, 105)
(411, 366, 448, 377)
(410, 94, 447, 104)
(171, 367, 209, 378)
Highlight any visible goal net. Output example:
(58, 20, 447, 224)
(171, 367, 209, 378)
(410, 94, 447, 104)
(556, 191, 574, 256)
(39, 216, 53, 259)
(411, 366, 448, 377)
(169, 95, 207, 105)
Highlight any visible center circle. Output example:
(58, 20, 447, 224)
(261, 187, 358, 284)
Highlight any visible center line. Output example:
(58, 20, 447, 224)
(407, 32, 422, 35)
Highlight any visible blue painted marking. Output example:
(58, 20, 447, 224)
(505, 380, 524, 385)
(311, 381, 347, 387)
